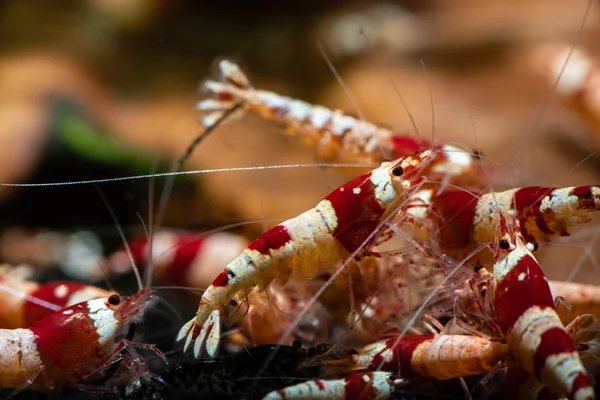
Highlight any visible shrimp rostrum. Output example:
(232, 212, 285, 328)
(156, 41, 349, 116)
(177, 149, 435, 358)
(0, 288, 165, 394)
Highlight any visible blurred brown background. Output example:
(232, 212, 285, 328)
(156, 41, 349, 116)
(0, 0, 599, 284)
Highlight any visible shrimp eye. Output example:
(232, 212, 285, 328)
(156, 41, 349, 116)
(108, 294, 121, 305)
(474, 263, 484, 272)
(499, 240, 510, 250)
(531, 242, 539, 252)
(391, 165, 404, 176)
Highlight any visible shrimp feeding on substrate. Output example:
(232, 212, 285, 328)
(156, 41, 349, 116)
(177, 149, 436, 358)
(0, 288, 165, 394)
(492, 215, 594, 400)
(197, 59, 485, 190)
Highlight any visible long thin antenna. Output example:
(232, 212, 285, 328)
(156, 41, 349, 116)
(360, 29, 421, 138)
(316, 37, 366, 122)
(94, 184, 144, 290)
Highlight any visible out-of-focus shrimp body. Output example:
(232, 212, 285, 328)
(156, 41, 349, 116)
(0, 272, 112, 329)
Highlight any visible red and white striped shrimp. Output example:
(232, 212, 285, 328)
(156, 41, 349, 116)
(348, 333, 507, 381)
(406, 185, 600, 259)
(0, 267, 113, 328)
(177, 149, 435, 358)
(262, 371, 399, 400)
(0, 288, 163, 393)
(492, 216, 593, 400)
(197, 59, 482, 188)
(108, 229, 249, 288)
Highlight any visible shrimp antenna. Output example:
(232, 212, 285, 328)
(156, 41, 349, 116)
(94, 184, 144, 290)
(359, 28, 420, 138)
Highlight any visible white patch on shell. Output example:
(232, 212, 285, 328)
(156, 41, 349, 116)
(288, 100, 311, 121)
(510, 306, 563, 373)
(260, 92, 287, 110)
(370, 165, 397, 207)
(54, 284, 68, 299)
(518, 272, 527, 281)
(331, 113, 355, 135)
(541, 351, 589, 397)
(87, 298, 119, 347)
(310, 106, 333, 129)
(539, 188, 571, 213)
(0, 329, 42, 384)
(493, 243, 531, 282)
(406, 189, 433, 219)
(314, 199, 339, 232)
(68, 287, 111, 306)
(353, 187, 361, 195)
(62, 309, 74, 315)
(442, 144, 471, 167)
(553, 47, 590, 95)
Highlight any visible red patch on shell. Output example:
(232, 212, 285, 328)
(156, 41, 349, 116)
(24, 282, 90, 327)
(369, 335, 432, 378)
(432, 191, 478, 249)
(162, 235, 206, 285)
(30, 302, 102, 371)
(571, 372, 593, 399)
(391, 137, 431, 157)
(494, 254, 554, 332)
(533, 327, 576, 381)
(513, 187, 555, 240)
(247, 225, 292, 255)
(572, 186, 597, 211)
(212, 269, 231, 287)
(344, 373, 377, 400)
(218, 92, 234, 101)
(121, 236, 149, 264)
(325, 172, 387, 253)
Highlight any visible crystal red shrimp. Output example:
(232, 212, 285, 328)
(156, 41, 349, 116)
(406, 185, 600, 259)
(492, 216, 593, 400)
(261, 371, 399, 400)
(0, 268, 113, 328)
(108, 230, 249, 288)
(197, 59, 481, 188)
(0, 288, 163, 393)
(348, 333, 507, 381)
(177, 150, 434, 358)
